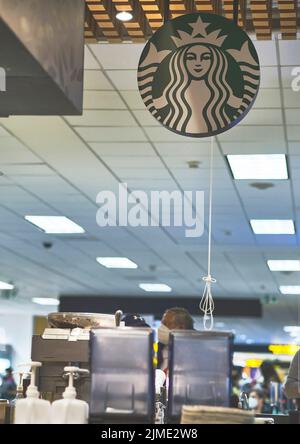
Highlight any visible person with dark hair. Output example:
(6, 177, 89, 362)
(0, 367, 16, 401)
(157, 307, 194, 371)
(121, 313, 150, 328)
(260, 360, 281, 390)
(248, 388, 265, 414)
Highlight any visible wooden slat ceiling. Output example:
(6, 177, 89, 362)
(85, 0, 300, 42)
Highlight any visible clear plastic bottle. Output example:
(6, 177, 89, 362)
(14, 362, 51, 424)
(51, 366, 89, 424)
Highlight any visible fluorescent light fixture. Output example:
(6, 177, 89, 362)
(267, 260, 300, 271)
(250, 219, 295, 235)
(227, 154, 288, 180)
(25, 216, 85, 234)
(116, 11, 133, 21)
(284, 326, 300, 333)
(0, 281, 14, 290)
(32, 298, 59, 306)
(280, 286, 300, 295)
(96, 257, 138, 269)
(139, 283, 172, 292)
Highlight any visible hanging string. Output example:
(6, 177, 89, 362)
(200, 136, 216, 330)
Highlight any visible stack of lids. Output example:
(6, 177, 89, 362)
(181, 405, 254, 424)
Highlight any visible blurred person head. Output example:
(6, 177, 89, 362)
(248, 388, 265, 413)
(260, 360, 281, 385)
(121, 313, 150, 328)
(4, 367, 13, 379)
(158, 307, 194, 345)
(232, 366, 243, 388)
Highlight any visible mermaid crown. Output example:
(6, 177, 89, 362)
(171, 16, 227, 48)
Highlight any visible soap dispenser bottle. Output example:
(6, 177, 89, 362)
(12, 371, 28, 403)
(14, 362, 51, 424)
(51, 366, 89, 424)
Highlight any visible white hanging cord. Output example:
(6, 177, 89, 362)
(200, 136, 216, 330)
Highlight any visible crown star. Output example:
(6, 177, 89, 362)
(189, 17, 210, 37)
(171, 16, 228, 48)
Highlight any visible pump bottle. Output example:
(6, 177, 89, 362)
(51, 366, 89, 424)
(14, 362, 51, 424)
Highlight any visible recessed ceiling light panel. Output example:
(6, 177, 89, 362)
(280, 286, 300, 295)
(25, 216, 85, 234)
(96, 257, 138, 269)
(250, 219, 295, 235)
(267, 260, 300, 271)
(32, 298, 59, 306)
(227, 154, 288, 180)
(0, 281, 14, 290)
(139, 283, 172, 292)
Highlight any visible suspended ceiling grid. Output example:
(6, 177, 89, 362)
(84, 0, 300, 42)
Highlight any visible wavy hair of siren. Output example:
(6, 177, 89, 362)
(158, 44, 232, 134)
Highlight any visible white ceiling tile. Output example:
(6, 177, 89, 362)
(290, 167, 300, 180)
(89, 142, 154, 156)
(285, 109, 300, 125)
(287, 126, 300, 141)
(253, 88, 281, 108)
(240, 109, 282, 125)
(173, 167, 229, 181)
(281, 66, 296, 88)
(145, 127, 206, 143)
(84, 70, 113, 90)
(120, 91, 145, 109)
(288, 142, 300, 154)
(66, 110, 136, 126)
(90, 43, 143, 69)
(0, 126, 10, 137)
(116, 168, 170, 179)
(279, 39, 300, 65)
(0, 164, 55, 176)
(84, 46, 99, 70)
(76, 126, 146, 142)
(218, 126, 285, 142)
(0, 137, 41, 163)
(132, 110, 160, 126)
(253, 40, 278, 66)
(289, 156, 300, 168)
(164, 156, 225, 168)
(83, 91, 126, 109)
(125, 178, 178, 190)
(283, 88, 300, 108)
(220, 141, 287, 155)
(106, 70, 137, 90)
(102, 156, 164, 168)
(260, 67, 280, 88)
(154, 142, 219, 157)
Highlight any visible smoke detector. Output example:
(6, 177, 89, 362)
(250, 182, 274, 190)
(187, 160, 201, 169)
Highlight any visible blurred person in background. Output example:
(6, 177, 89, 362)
(157, 307, 194, 372)
(121, 313, 150, 328)
(283, 348, 300, 408)
(257, 360, 281, 413)
(248, 388, 265, 414)
(0, 367, 16, 401)
(259, 360, 281, 391)
(231, 366, 244, 408)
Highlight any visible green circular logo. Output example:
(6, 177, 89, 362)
(138, 13, 260, 138)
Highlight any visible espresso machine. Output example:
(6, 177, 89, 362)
(31, 311, 123, 403)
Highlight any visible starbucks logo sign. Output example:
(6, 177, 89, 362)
(138, 13, 260, 138)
